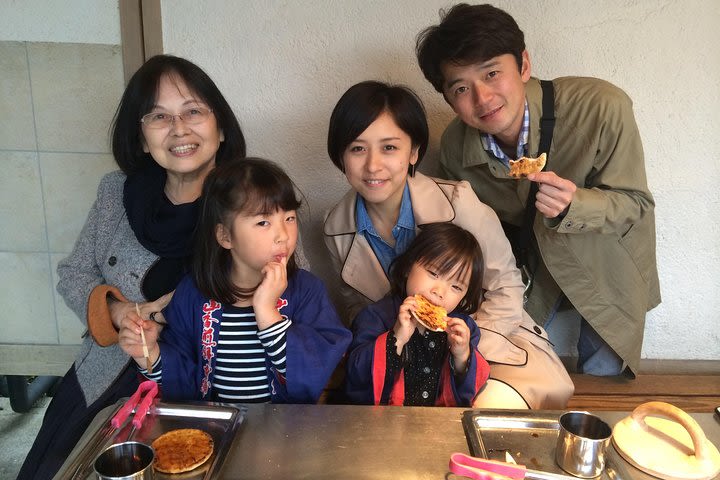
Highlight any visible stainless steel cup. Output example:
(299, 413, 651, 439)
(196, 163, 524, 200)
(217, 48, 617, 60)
(93, 441, 155, 480)
(555, 411, 612, 478)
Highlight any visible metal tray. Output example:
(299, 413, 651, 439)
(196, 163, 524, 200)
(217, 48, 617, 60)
(462, 410, 645, 480)
(60, 400, 245, 480)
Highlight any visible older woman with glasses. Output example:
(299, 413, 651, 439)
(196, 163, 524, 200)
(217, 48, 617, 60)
(18, 55, 246, 480)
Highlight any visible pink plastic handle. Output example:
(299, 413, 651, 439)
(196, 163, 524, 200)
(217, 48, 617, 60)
(110, 380, 158, 429)
(110, 387, 142, 428)
(449, 453, 526, 480)
(131, 381, 158, 429)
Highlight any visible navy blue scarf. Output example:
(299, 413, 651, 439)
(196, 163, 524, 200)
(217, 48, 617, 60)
(123, 163, 199, 299)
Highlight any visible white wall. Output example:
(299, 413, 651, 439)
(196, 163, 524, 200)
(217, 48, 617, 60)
(160, 0, 720, 362)
(0, 0, 120, 44)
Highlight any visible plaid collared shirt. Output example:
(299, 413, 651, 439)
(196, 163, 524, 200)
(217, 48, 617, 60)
(480, 100, 530, 167)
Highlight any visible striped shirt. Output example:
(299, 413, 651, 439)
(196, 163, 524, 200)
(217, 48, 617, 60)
(140, 305, 290, 404)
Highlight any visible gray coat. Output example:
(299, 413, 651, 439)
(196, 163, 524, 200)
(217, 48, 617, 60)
(57, 170, 157, 405)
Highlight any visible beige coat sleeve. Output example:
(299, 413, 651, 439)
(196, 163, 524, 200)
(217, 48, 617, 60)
(448, 180, 526, 336)
(446, 181, 574, 408)
(322, 228, 372, 327)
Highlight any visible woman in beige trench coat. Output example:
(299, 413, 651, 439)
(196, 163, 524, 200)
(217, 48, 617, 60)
(323, 81, 573, 409)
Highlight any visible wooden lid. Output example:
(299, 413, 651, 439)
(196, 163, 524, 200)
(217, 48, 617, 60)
(612, 401, 720, 480)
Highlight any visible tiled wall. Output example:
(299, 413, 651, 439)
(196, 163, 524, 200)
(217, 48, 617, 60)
(0, 41, 124, 348)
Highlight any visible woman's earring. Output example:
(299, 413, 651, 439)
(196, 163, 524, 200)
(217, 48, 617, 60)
(410, 163, 416, 177)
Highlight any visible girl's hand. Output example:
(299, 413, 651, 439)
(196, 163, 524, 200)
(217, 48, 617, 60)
(253, 257, 287, 329)
(118, 307, 161, 368)
(446, 317, 471, 374)
(393, 296, 419, 355)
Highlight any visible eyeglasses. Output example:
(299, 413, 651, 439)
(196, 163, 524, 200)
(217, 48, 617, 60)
(140, 107, 213, 129)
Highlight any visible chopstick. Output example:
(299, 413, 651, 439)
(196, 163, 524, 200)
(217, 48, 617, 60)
(135, 303, 153, 374)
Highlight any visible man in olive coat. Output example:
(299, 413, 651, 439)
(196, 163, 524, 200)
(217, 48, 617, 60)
(416, 3, 660, 376)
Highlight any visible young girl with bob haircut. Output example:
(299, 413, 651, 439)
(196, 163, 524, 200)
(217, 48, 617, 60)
(323, 80, 573, 409)
(346, 223, 490, 406)
(120, 158, 351, 404)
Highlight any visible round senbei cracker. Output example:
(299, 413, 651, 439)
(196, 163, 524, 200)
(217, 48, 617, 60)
(412, 294, 448, 332)
(151, 428, 214, 474)
(508, 152, 547, 178)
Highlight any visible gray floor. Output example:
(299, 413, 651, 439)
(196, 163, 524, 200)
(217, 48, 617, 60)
(0, 395, 50, 480)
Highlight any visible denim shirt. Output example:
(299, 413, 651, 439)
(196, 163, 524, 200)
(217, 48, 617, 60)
(355, 183, 416, 275)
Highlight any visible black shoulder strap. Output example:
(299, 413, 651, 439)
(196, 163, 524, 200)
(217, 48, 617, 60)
(538, 80, 556, 158)
(517, 80, 555, 269)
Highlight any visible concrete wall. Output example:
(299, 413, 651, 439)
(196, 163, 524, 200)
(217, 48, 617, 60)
(161, 0, 720, 361)
(0, 1, 123, 356)
(0, 1, 717, 367)
(0, 0, 120, 44)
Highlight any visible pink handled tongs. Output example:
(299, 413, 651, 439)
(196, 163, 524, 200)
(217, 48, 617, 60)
(449, 453, 578, 480)
(110, 380, 159, 430)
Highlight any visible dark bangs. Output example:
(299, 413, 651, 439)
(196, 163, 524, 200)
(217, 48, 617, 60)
(237, 166, 302, 218)
(417, 247, 474, 288)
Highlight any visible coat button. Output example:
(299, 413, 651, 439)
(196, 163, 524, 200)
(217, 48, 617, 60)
(565, 221, 572, 228)
(422, 391, 429, 399)
(533, 325, 542, 334)
(428, 341, 436, 349)
(108, 256, 117, 266)
(423, 366, 431, 374)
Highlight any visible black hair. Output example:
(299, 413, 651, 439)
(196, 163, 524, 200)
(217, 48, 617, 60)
(327, 80, 429, 174)
(111, 54, 246, 175)
(389, 223, 484, 314)
(193, 157, 301, 304)
(416, 3, 526, 93)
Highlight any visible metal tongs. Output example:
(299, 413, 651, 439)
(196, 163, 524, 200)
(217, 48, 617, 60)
(449, 452, 578, 480)
(69, 380, 159, 479)
(110, 380, 159, 437)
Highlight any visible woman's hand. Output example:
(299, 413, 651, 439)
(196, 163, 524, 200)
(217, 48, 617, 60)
(393, 296, 419, 355)
(446, 317, 471, 374)
(117, 306, 161, 368)
(141, 290, 174, 325)
(108, 290, 174, 330)
(253, 257, 287, 330)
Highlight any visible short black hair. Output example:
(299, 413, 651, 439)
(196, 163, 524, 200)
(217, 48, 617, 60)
(389, 223, 484, 314)
(416, 3, 525, 93)
(111, 54, 246, 175)
(327, 80, 428, 174)
(193, 157, 301, 304)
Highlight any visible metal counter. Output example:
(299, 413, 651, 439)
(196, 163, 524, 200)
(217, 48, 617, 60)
(58, 403, 720, 480)
(219, 404, 470, 479)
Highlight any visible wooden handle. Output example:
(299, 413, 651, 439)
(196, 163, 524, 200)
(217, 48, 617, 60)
(631, 401, 711, 461)
(135, 303, 153, 374)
